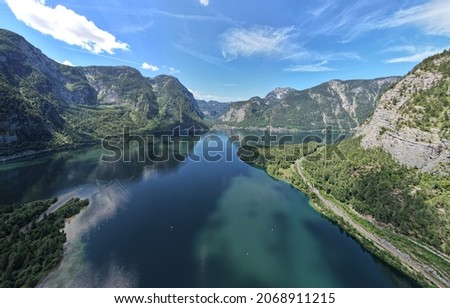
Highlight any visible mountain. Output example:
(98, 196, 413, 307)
(239, 51, 450, 285)
(219, 78, 399, 130)
(196, 100, 230, 119)
(358, 50, 450, 174)
(296, 51, 450, 277)
(0, 29, 206, 158)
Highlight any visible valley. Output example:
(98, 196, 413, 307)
(0, 28, 449, 288)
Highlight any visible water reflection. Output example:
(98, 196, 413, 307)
(0, 135, 199, 205)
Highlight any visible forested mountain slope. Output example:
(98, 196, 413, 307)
(358, 50, 450, 174)
(0, 29, 206, 158)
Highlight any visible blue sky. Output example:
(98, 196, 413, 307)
(1, 0, 450, 101)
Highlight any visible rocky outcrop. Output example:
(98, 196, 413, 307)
(358, 52, 450, 173)
(220, 97, 265, 123)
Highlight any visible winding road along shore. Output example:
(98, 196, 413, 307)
(295, 159, 449, 288)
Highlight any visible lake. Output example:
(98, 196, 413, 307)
(0, 132, 417, 287)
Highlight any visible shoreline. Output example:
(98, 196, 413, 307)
(0, 127, 211, 164)
(211, 124, 357, 134)
(36, 194, 93, 288)
(0, 142, 99, 163)
(254, 159, 448, 287)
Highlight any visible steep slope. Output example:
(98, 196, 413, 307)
(196, 100, 230, 119)
(0, 29, 206, 158)
(358, 50, 450, 174)
(219, 78, 398, 130)
(238, 51, 450, 285)
(150, 75, 205, 130)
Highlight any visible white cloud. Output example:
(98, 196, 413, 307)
(308, 1, 384, 42)
(220, 26, 299, 60)
(307, 0, 450, 42)
(199, 0, 209, 6)
(141, 62, 159, 71)
(5, 0, 129, 54)
(284, 61, 335, 72)
(385, 49, 443, 63)
(174, 43, 228, 67)
(151, 8, 239, 25)
(62, 60, 75, 67)
(168, 67, 181, 74)
(189, 89, 236, 102)
(381, 0, 450, 37)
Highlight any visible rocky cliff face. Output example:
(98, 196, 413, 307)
(0, 29, 206, 157)
(218, 78, 398, 130)
(196, 100, 230, 119)
(358, 50, 450, 173)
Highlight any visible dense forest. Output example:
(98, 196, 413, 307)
(302, 138, 449, 253)
(396, 50, 450, 139)
(0, 198, 89, 287)
(237, 140, 322, 175)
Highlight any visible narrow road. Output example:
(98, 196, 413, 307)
(295, 159, 449, 288)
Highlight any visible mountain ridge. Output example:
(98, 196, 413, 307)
(196, 100, 230, 120)
(216, 77, 399, 130)
(0, 29, 206, 158)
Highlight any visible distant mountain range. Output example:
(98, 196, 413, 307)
(0, 29, 206, 158)
(212, 78, 399, 130)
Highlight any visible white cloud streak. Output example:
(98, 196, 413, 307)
(380, 0, 450, 37)
(308, 0, 384, 42)
(189, 89, 236, 102)
(284, 61, 335, 73)
(168, 67, 181, 74)
(5, 0, 129, 54)
(142, 62, 159, 71)
(173, 43, 232, 69)
(150, 9, 238, 25)
(199, 0, 209, 6)
(385, 49, 443, 63)
(220, 26, 300, 60)
(307, 0, 450, 43)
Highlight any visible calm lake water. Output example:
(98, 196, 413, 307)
(0, 132, 417, 287)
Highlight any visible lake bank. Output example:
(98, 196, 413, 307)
(244, 151, 448, 287)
